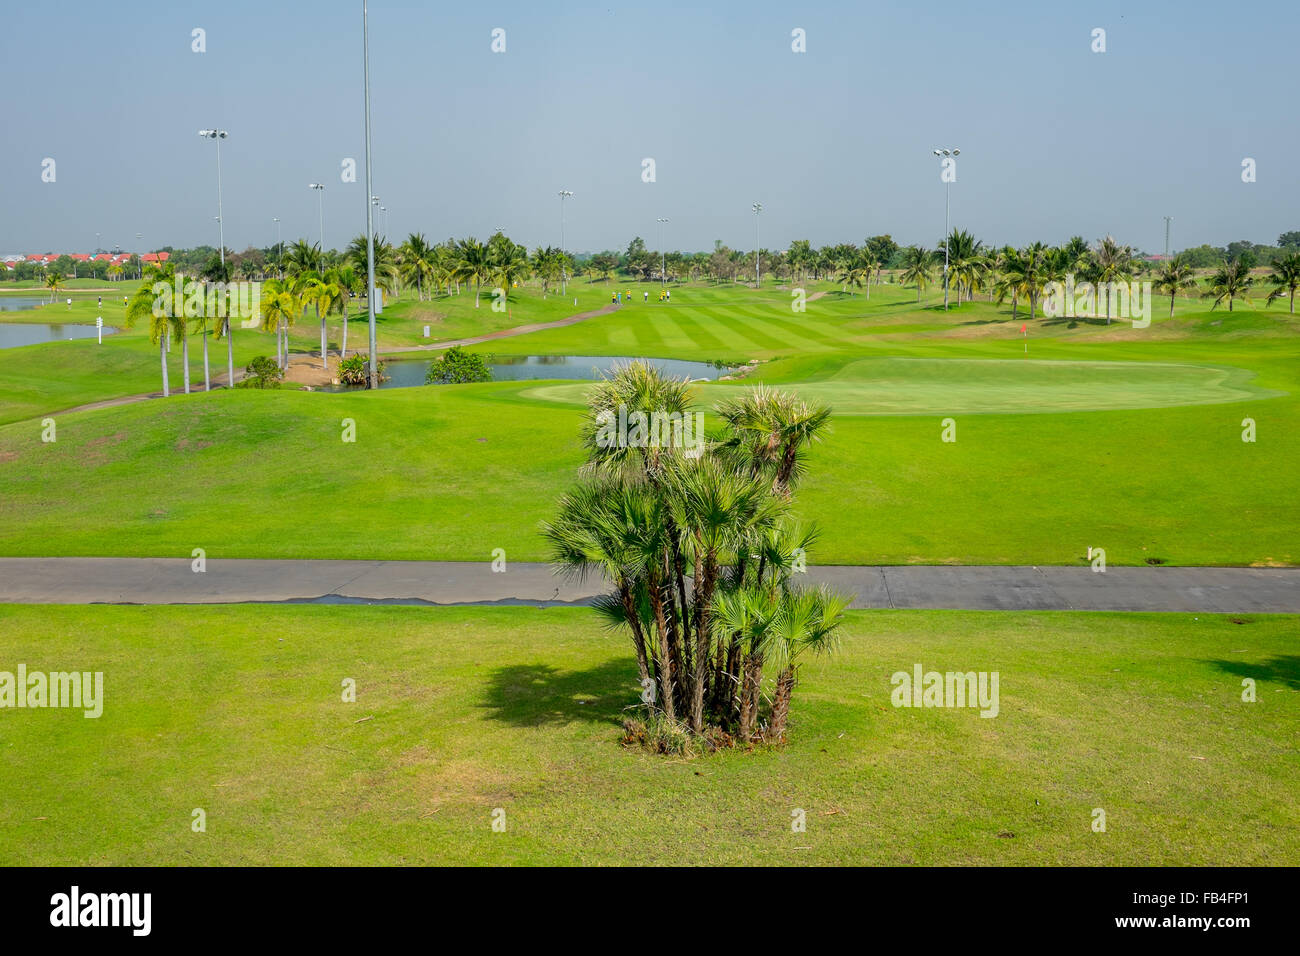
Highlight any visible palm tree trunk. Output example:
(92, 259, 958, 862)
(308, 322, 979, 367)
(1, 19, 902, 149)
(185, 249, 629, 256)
(767, 666, 796, 742)
(737, 653, 764, 740)
(181, 327, 191, 394)
(226, 318, 234, 389)
(649, 578, 676, 721)
(202, 328, 211, 391)
(159, 338, 170, 397)
(320, 312, 327, 370)
(341, 306, 349, 359)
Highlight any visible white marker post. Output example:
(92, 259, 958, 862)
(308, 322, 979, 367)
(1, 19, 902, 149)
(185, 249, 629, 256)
(423, 325, 429, 338)
(96, 316, 103, 344)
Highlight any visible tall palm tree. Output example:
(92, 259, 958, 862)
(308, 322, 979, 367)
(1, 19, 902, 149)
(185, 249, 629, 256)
(326, 265, 360, 358)
(398, 233, 436, 301)
(899, 246, 935, 302)
(259, 278, 299, 371)
(1202, 260, 1253, 312)
(283, 239, 323, 279)
(715, 386, 831, 496)
(44, 270, 64, 303)
(452, 237, 492, 308)
(1152, 256, 1198, 318)
(492, 238, 531, 300)
(1086, 235, 1136, 323)
(1264, 252, 1300, 314)
(125, 262, 185, 397)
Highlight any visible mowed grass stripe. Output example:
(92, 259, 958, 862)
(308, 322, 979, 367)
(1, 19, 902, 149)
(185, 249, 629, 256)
(690, 306, 791, 352)
(657, 307, 730, 354)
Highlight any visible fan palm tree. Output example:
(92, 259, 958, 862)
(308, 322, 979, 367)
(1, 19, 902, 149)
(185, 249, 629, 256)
(1152, 256, 1198, 318)
(715, 386, 832, 496)
(1264, 252, 1300, 313)
(761, 585, 847, 741)
(1202, 260, 1253, 312)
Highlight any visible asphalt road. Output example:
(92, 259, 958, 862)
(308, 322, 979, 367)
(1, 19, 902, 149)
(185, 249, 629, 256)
(0, 558, 1296, 612)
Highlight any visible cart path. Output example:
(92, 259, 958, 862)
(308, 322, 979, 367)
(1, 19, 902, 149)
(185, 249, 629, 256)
(0, 558, 1295, 612)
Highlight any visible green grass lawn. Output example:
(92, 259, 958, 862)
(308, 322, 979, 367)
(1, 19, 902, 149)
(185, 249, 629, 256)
(0, 603, 1292, 866)
(0, 282, 1295, 566)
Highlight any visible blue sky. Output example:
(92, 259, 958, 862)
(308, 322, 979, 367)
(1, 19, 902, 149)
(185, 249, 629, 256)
(1, 0, 1296, 255)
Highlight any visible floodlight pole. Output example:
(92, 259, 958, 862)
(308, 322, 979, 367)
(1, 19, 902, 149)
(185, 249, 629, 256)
(657, 218, 669, 286)
(752, 202, 762, 288)
(559, 190, 573, 295)
(200, 128, 233, 384)
(363, 0, 378, 389)
(1164, 216, 1172, 260)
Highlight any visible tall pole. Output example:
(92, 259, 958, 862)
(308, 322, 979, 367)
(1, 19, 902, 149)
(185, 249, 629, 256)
(934, 147, 959, 310)
(558, 190, 572, 295)
(216, 132, 233, 387)
(752, 202, 762, 288)
(363, 0, 377, 389)
(1163, 216, 1172, 260)
(308, 184, 325, 252)
(273, 218, 282, 277)
(657, 217, 669, 287)
(200, 129, 232, 384)
(943, 179, 950, 310)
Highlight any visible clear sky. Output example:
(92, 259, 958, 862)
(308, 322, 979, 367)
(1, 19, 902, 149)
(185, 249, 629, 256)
(1, 0, 1296, 256)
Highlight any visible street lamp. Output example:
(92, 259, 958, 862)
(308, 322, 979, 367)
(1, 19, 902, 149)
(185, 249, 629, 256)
(199, 128, 233, 385)
(751, 202, 763, 288)
(371, 196, 381, 240)
(932, 147, 960, 310)
(272, 218, 282, 276)
(656, 218, 669, 287)
(558, 190, 573, 295)
(309, 183, 326, 252)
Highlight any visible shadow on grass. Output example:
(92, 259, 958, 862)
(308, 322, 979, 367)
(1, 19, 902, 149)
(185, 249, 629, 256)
(480, 659, 638, 727)
(1202, 655, 1300, 691)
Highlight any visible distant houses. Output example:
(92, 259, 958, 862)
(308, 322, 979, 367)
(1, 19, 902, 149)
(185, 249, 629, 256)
(2, 251, 168, 274)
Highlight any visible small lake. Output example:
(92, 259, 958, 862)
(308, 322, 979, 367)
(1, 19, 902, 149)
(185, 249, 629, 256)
(0, 322, 116, 349)
(0, 297, 48, 312)
(326, 354, 728, 391)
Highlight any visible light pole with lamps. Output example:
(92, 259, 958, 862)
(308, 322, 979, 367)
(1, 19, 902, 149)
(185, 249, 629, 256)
(751, 202, 762, 288)
(362, 0, 378, 389)
(272, 218, 282, 276)
(1163, 216, 1172, 260)
(558, 190, 573, 295)
(199, 128, 234, 384)
(656, 218, 669, 287)
(932, 147, 959, 310)
(309, 183, 326, 252)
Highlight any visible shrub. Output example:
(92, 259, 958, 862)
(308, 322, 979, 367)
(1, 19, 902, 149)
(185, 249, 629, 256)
(236, 356, 283, 389)
(338, 354, 385, 387)
(426, 346, 492, 384)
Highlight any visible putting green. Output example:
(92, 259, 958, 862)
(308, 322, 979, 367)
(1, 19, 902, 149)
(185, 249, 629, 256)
(521, 357, 1280, 415)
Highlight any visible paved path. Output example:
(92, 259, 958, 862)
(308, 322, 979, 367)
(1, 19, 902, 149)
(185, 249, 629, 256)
(0, 559, 1295, 612)
(381, 303, 620, 355)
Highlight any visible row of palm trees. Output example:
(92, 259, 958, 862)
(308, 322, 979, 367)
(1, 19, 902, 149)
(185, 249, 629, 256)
(546, 364, 845, 745)
(881, 233, 1300, 318)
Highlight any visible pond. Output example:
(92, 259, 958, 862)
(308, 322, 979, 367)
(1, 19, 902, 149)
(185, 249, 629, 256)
(0, 321, 116, 349)
(325, 354, 728, 391)
(0, 297, 49, 312)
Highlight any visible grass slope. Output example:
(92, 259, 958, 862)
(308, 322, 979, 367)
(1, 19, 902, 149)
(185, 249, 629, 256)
(0, 604, 1293, 866)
